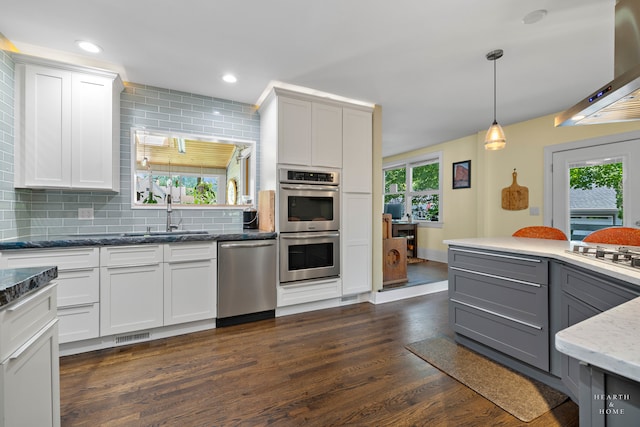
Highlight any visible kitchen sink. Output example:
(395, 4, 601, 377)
(122, 230, 209, 237)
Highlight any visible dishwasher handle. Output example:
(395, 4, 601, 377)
(219, 241, 275, 249)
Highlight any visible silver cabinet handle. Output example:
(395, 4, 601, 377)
(450, 266, 541, 288)
(450, 298, 543, 330)
(450, 247, 541, 263)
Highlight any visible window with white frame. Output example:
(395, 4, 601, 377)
(383, 153, 442, 223)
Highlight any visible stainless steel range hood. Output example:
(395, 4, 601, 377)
(555, 0, 640, 127)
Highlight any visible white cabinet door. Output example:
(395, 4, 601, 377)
(100, 263, 164, 336)
(71, 72, 117, 190)
(164, 259, 216, 325)
(0, 319, 60, 427)
(13, 55, 121, 191)
(342, 108, 372, 193)
(23, 64, 72, 187)
(342, 193, 372, 295)
(312, 102, 343, 168)
(278, 96, 312, 165)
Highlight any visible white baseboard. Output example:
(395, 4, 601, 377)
(372, 280, 448, 304)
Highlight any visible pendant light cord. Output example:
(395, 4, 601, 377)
(486, 49, 503, 124)
(493, 56, 497, 123)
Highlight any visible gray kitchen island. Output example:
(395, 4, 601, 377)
(445, 237, 640, 427)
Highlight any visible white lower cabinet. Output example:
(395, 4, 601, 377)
(0, 283, 60, 427)
(0, 241, 220, 353)
(341, 193, 372, 295)
(100, 242, 217, 336)
(100, 245, 164, 336)
(0, 247, 100, 344)
(163, 242, 216, 325)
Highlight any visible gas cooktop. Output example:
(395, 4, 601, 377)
(567, 244, 640, 271)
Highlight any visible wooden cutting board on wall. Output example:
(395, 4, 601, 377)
(501, 169, 529, 211)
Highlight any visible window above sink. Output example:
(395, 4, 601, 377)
(130, 128, 256, 209)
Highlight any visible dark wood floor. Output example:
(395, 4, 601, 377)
(59, 291, 578, 426)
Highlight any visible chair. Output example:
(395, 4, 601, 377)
(512, 226, 568, 240)
(583, 227, 640, 246)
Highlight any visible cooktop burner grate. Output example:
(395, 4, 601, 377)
(567, 244, 640, 270)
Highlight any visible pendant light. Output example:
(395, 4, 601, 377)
(485, 49, 506, 150)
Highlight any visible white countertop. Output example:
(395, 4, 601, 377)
(445, 237, 640, 382)
(555, 297, 640, 382)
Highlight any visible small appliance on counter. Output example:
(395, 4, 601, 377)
(243, 208, 258, 229)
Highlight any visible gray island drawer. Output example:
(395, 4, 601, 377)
(449, 246, 548, 284)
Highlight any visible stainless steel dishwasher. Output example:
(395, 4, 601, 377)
(216, 239, 277, 327)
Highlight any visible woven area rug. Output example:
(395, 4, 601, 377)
(406, 336, 568, 422)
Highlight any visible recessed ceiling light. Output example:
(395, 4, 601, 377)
(522, 9, 547, 25)
(222, 74, 237, 84)
(76, 40, 102, 53)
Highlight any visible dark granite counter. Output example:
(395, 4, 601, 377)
(0, 266, 58, 308)
(0, 230, 277, 250)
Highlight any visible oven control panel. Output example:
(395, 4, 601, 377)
(279, 169, 339, 185)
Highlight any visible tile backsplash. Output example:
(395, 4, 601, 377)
(0, 50, 261, 240)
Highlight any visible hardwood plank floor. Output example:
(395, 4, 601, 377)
(59, 291, 578, 426)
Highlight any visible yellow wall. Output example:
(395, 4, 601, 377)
(383, 113, 640, 259)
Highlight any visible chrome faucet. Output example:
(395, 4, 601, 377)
(166, 194, 181, 232)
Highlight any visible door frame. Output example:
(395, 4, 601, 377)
(543, 129, 640, 230)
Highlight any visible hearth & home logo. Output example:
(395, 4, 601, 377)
(593, 393, 632, 415)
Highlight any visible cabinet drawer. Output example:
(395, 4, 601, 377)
(100, 245, 163, 267)
(0, 283, 57, 362)
(449, 247, 548, 284)
(164, 242, 216, 262)
(450, 300, 549, 371)
(0, 318, 59, 427)
(0, 247, 99, 270)
(560, 265, 640, 312)
(58, 303, 99, 344)
(56, 268, 99, 307)
(449, 267, 548, 327)
(277, 278, 341, 307)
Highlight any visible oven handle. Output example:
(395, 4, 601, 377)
(280, 232, 340, 239)
(279, 184, 339, 192)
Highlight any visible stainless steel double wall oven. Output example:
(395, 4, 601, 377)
(278, 168, 340, 283)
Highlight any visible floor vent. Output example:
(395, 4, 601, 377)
(341, 295, 358, 302)
(115, 332, 150, 345)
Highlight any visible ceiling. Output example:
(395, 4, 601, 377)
(0, 0, 616, 157)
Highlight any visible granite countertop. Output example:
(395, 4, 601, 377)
(0, 266, 58, 308)
(0, 229, 278, 250)
(555, 297, 640, 383)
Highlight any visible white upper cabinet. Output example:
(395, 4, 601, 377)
(342, 107, 373, 193)
(277, 96, 312, 166)
(311, 102, 343, 168)
(13, 54, 123, 191)
(274, 90, 343, 168)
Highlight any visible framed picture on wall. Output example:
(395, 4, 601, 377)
(452, 160, 471, 189)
